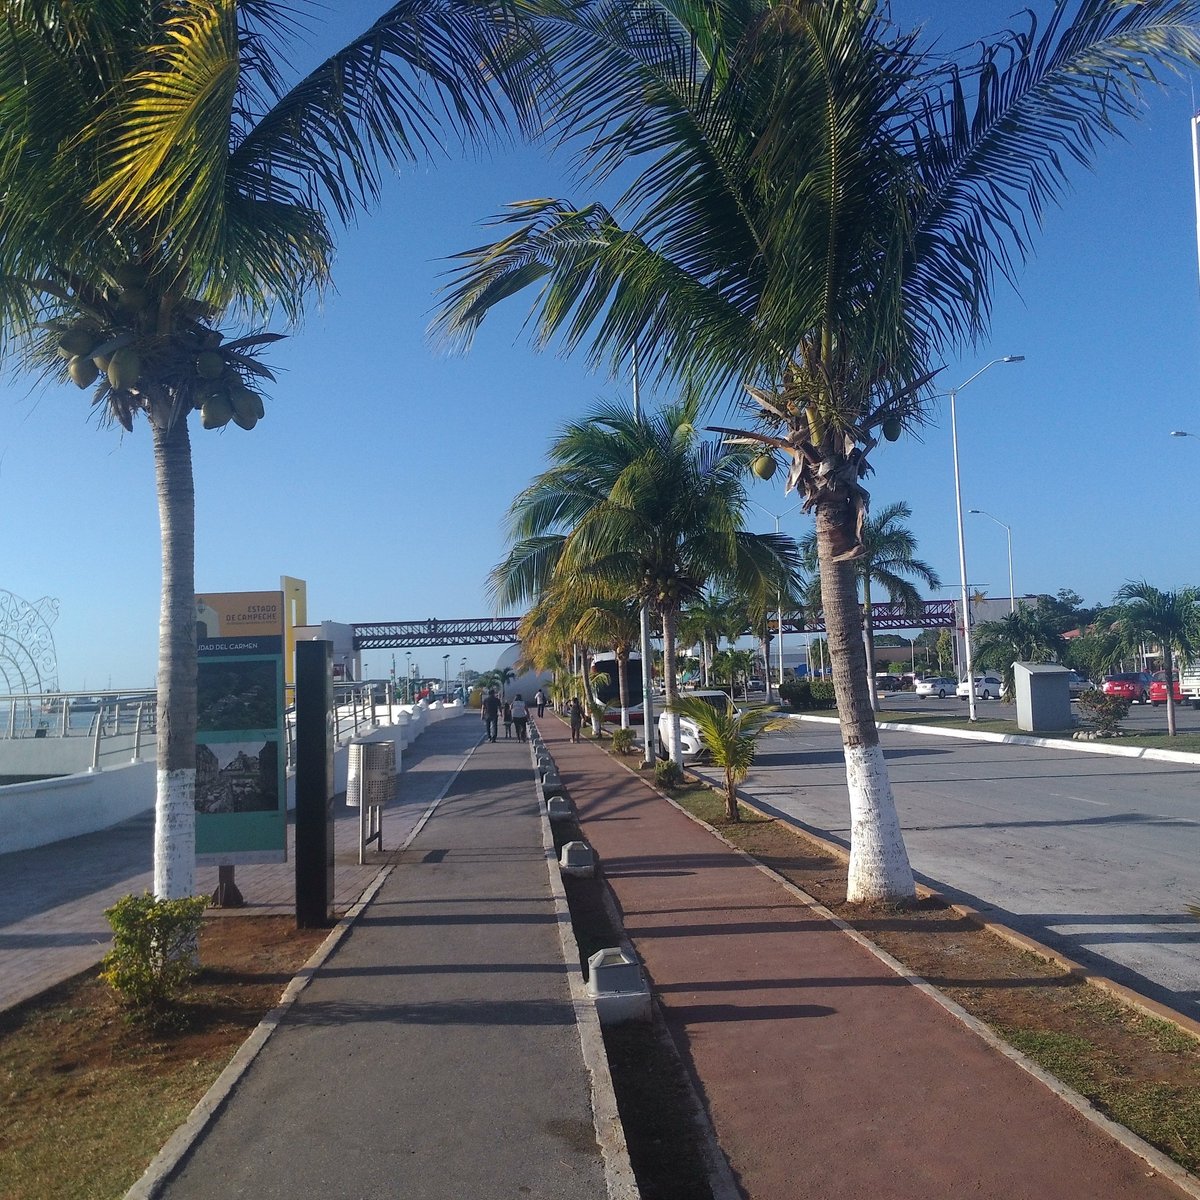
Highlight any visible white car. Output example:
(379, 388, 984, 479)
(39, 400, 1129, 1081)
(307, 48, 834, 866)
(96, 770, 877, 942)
(658, 691, 734, 764)
(956, 674, 1003, 701)
(914, 676, 956, 699)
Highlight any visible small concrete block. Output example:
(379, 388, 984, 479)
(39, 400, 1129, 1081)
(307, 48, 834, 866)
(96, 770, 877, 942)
(542, 769, 563, 791)
(546, 795, 573, 822)
(559, 840, 596, 878)
(586, 947, 651, 1024)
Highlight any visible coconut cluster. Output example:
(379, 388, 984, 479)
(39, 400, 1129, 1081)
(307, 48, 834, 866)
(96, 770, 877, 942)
(51, 262, 267, 433)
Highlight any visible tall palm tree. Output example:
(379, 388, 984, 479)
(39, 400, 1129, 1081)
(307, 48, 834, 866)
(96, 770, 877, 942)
(1112, 582, 1200, 736)
(574, 594, 642, 729)
(800, 501, 939, 711)
(0, 2, 540, 898)
(436, 0, 1200, 902)
(490, 394, 801, 764)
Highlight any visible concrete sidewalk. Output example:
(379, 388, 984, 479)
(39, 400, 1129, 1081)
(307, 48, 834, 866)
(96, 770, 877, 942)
(151, 728, 611, 1200)
(0, 715, 478, 1013)
(537, 716, 1198, 1200)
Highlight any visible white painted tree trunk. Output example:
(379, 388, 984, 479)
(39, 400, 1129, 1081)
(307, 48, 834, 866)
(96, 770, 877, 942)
(816, 506, 915, 903)
(662, 605, 683, 766)
(152, 410, 197, 899)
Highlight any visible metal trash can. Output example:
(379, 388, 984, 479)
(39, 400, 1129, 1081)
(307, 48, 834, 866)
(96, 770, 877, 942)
(346, 740, 396, 808)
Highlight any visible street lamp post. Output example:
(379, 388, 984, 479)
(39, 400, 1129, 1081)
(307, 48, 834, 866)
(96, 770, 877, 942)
(1171, 430, 1198, 440)
(968, 509, 1015, 614)
(747, 498, 804, 702)
(950, 355, 1024, 721)
(442, 654, 450, 699)
(404, 652, 411, 703)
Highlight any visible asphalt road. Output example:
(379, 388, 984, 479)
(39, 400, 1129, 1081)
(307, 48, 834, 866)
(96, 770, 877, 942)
(703, 715, 1200, 1019)
(877, 689, 1200, 733)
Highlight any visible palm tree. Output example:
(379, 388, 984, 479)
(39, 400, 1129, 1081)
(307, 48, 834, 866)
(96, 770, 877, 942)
(436, 0, 1200, 901)
(800, 501, 939, 712)
(574, 595, 642, 729)
(0, 3, 540, 898)
(490, 394, 801, 765)
(973, 606, 1069, 701)
(680, 591, 742, 687)
(670, 695, 787, 822)
(1112, 582, 1200, 736)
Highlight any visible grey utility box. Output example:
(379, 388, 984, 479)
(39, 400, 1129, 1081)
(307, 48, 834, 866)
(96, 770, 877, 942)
(1014, 663, 1071, 732)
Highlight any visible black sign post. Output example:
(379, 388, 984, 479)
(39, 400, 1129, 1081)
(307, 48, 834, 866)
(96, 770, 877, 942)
(295, 640, 335, 928)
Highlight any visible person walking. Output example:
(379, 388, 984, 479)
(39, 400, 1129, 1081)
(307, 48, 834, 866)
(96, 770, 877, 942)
(511, 694, 529, 742)
(534, 688, 546, 718)
(481, 688, 501, 743)
(502, 699, 513, 740)
(568, 696, 583, 743)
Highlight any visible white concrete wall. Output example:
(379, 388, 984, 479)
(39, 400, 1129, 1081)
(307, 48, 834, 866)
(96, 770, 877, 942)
(0, 761, 158, 855)
(0, 699, 467, 855)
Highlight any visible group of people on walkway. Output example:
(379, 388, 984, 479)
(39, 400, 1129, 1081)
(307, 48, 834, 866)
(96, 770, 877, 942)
(480, 688, 533, 742)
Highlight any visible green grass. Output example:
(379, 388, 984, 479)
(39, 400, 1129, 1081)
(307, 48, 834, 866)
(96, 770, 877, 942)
(870, 708, 1200, 753)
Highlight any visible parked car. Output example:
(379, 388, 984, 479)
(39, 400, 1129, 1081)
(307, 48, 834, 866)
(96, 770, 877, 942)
(1066, 671, 1092, 698)
(658, 691, 734, 763)
(1149, 671, 1183, 706)
(874, 674, 904, 693)
(1102, 672, 1151, 704)
(956, 674, 1003, 700)
(747, 678, 766, 693)
(914, 676, 956, 699)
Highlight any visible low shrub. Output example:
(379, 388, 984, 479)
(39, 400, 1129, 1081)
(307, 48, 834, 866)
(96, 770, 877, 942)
(1077, 689, 1128, 735)
(779, 678, 837, 711)
(101, 892, 209, 1010)
(611, 727, 636, 755)
(654, 759, 684, 789)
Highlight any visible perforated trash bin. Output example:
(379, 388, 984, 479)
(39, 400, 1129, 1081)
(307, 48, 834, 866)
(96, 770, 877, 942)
(346, 740, 396, 808)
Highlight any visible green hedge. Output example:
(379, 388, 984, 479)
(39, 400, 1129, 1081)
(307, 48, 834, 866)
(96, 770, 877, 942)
(778, 679, 837, 710)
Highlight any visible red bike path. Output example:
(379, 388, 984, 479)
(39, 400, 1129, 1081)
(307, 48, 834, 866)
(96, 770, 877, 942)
(536, 716, 1195, 1200)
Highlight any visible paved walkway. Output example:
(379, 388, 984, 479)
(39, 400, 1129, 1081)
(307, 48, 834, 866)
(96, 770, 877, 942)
(157, 724, 607, 1200)
(537, 716, 1196, 1200)
(0, 717, 474, 1013)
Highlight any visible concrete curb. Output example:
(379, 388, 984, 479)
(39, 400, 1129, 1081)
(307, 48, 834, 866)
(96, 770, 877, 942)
(657, 779, 1200, 1200)
(124, 741, 481, 1200)
(785, 710, 1200, 765)
(530, 730, 640, 1200)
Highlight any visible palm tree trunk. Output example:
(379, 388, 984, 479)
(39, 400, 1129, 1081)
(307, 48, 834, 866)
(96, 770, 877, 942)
(815, 504, 915, 904)
(662, 604, 682, 765)
(862, 576, 880, 712)
(617, 646, 630, 729)
(151, 409, 197, 900)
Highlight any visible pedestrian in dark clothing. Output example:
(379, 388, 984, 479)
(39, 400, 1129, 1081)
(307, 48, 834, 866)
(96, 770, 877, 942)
(534, 688, 546, 718)
(481, 688, 501, 742)
(568, 696, 583, 743)
(511, 695, 529, 742)
(502, 700, 513, 739)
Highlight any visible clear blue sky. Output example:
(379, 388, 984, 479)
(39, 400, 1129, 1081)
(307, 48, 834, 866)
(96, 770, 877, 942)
(2, 1, 1198, 690)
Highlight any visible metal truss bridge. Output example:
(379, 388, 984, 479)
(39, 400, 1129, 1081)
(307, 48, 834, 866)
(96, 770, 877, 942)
(351, 600, 955, 650)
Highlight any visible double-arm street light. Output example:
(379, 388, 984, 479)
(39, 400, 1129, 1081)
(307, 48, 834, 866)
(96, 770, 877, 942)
(950, 355, 1024, 722)
(1171, 430, 1198, 440)
(968, 509, 1015, 614)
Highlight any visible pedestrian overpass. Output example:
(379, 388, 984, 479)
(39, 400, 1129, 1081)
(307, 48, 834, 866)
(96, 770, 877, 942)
(350, 599, 957, 650)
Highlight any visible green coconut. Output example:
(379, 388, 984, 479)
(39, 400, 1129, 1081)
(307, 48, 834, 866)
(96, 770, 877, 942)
(58, 328, 98, 357)
(232, 408, 258, 431)
(751, 454, 777, 480)
(882, 417, 902, 442)
(200, 393, 234, 430)
(92, 352, 111, 372)
(230, 384, 261, 423)
(68, 356, 100, 389)
(106, 347, 141, 390)
(196, 350, 225, 380)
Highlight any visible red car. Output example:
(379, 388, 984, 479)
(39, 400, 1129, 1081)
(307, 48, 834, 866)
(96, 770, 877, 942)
(1102, 672, 1151, 704)
(1149, 671, 1183, 706)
